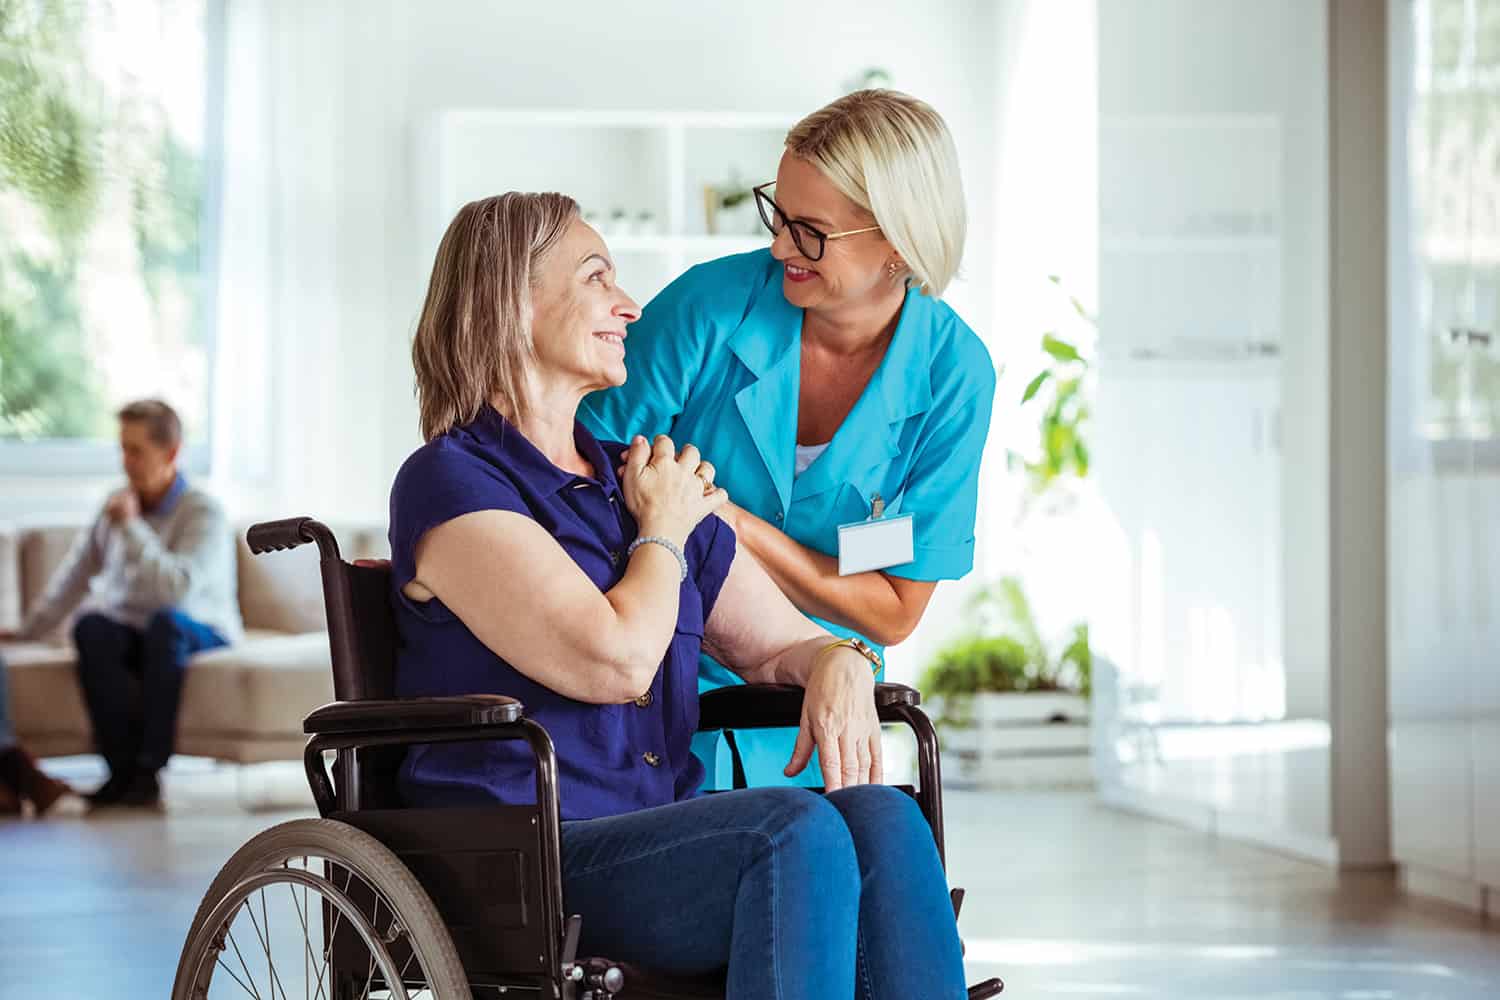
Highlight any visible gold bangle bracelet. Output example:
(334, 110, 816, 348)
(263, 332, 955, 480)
(816, 637, 881, 676)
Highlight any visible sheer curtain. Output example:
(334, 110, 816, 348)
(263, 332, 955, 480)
(210, 0, 379, 520)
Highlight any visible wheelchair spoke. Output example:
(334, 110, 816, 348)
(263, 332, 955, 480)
(187, 838, 448, 1000)
(214, 955, 263, 1000)
(250, 887, 291, 1000)
(358, 949, 377, 999)
(286, 858, 332, 1000)
(225, 922, 267, 1000)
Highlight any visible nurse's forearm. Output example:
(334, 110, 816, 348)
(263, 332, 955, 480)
(732, 508, 932, 647)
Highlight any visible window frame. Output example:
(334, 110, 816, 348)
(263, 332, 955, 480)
(0, 0, 227, 479)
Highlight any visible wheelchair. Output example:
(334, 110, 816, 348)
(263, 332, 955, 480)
(172, 518, 1005, 1000)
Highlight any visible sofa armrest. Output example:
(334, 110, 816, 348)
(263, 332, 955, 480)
(696, 682, 920, 731)
(303, 694, 523, 736)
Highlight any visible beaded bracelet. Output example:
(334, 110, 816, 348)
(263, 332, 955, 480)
(626, 535, 688, 582)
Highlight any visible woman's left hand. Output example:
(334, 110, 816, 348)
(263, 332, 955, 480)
(785, 648, 882, 789)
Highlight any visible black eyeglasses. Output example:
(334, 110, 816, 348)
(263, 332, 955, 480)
(752, 182, 881, 262)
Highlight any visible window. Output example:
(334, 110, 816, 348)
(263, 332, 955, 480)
(1409, 0, 1500, 448)
(0, 0, 222, 471)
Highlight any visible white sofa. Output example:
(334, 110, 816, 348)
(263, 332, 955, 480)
(0, 520, 386, 763)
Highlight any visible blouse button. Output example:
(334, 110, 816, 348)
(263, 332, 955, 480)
(773, 512, 783, 523)
(634, 691, 654, 708)
(642, 751, 662, 767)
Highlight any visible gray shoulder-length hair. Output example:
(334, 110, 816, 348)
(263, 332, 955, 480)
(411, 192, 579, 441)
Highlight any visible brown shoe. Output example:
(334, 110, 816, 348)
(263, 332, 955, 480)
(0, 747, 72, 816)
(28, 769, 71, 816)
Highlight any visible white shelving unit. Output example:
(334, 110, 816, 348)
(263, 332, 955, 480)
(416, 109, 796, 302)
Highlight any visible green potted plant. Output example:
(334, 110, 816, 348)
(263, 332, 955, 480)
(920, 577, 1093, 787)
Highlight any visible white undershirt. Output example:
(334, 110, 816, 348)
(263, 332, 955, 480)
(794, 442, 830, 477)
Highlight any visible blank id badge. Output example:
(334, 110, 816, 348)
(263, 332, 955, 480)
(837, 495, 914, 576)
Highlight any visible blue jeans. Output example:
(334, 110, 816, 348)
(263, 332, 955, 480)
(561, 784, 967, 1000)
(71, 609, 227, 775)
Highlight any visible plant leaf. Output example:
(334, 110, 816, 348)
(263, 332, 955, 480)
(1020, 370, 1050, 404)
(1041, 334, 1081, 363)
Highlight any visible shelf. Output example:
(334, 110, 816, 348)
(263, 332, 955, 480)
(605, 235, 767, 254)
(1102, 236, 1280, 253)
(436, 109, 799, 130)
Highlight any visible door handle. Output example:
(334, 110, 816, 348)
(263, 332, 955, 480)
(1466, 329, 1493, 347)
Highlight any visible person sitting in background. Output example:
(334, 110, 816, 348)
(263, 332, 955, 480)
(0, 400, 241, 809)
(0, 653, 71, 816)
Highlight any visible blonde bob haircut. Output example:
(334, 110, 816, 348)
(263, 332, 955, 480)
(412, 192, 579, 441)
(785, 89, 966, 296)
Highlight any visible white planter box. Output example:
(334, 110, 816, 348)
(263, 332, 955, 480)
(926, 692, 1093, 789)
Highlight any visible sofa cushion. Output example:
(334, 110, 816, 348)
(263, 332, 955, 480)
(4, 640, 90, 742)
(177, 633, 336, 738)
(6, 632, 338, 749)
(0, 524, 19, 631)
(20, 524, 87, 645)
(235, 524, 389, 634)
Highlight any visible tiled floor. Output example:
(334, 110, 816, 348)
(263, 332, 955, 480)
(0, 757, 1496, 999)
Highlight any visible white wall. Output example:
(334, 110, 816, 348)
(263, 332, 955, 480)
(224, 0, 1003, 534)
(1097, 0, 1332, 721)
(1089, 0, 1338, 859)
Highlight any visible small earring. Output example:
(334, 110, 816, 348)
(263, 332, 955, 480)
(887, 261, 901, 278)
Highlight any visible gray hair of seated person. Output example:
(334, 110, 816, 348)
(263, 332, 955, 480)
(412, 191, 579, 442)
(117, 398, 182, 450)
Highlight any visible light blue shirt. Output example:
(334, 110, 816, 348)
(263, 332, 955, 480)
(582, 249, 996, 786)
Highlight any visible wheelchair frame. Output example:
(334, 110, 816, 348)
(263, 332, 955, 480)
(220, 517, 1001, 998)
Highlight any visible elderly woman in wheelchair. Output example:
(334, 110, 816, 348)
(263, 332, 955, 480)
(172, 193, 1001, 1000)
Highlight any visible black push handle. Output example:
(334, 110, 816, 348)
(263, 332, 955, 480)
(246, 517, 342, 560)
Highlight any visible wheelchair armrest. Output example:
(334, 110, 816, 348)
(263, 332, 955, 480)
(303, 694, 523, 736)
(697, 682, 920, 731)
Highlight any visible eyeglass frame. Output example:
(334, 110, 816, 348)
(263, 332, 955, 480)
(752, 182, 881, 261)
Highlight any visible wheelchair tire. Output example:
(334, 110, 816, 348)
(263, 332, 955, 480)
(172, 817, 471, 1000)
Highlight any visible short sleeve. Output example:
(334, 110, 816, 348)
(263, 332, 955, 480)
(889, 367, 997, 582)
(388, 441, 529, 593)
(580, 251, 762, 443)
(685, 514, 737, 622)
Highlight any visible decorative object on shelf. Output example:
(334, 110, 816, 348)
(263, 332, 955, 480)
(842, 66, 894, 93)
(634, 211, 660, 237)
(921, 576, 1092, 788)
(702, 169, 760, 236)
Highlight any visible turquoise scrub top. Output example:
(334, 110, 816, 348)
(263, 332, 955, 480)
(581, 249, 996, 788)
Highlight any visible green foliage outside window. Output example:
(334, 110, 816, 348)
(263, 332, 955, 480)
(0, 0, 209, 442)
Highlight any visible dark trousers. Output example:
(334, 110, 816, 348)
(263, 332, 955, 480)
(71, 610, 227, 776)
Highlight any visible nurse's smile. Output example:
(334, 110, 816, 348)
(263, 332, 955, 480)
(784, 263, 818, 283)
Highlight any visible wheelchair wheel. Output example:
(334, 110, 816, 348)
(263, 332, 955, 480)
(172, 818, 471, 1000)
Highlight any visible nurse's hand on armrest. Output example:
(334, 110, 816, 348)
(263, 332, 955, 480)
(409, 434, 725, 706)
(703, 545, 882, 790)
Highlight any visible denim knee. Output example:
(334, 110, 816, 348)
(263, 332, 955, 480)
(835, 783, 929, 833)
(71, 612, 118, 652)
(750, 787, 860, 892)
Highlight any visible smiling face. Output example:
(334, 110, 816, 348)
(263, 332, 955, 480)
(528, 218, 641, 394)
(766, 152, 900, 313)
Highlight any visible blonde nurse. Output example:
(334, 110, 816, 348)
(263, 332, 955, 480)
(582, 89, 995, 788)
